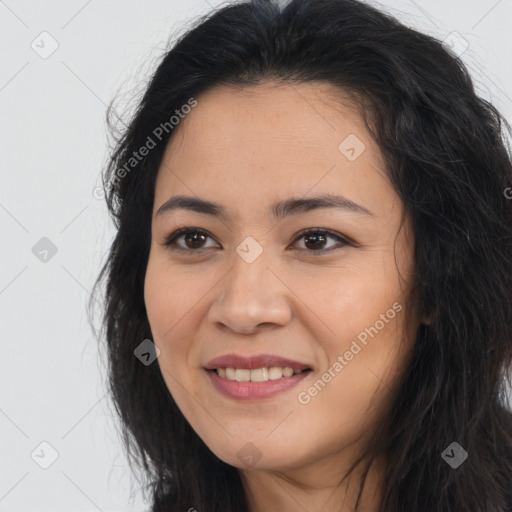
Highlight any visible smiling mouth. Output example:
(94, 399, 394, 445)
(207, 367, 312, 382)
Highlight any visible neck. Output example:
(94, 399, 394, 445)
(240, 452, 386, 512)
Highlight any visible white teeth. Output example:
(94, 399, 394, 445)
(282, 367, 294, 377)
(269, 367, 283, 380)
(250, 368, 268, 382)
(215, 366, 307, 382)
(235, 369, 251, 382)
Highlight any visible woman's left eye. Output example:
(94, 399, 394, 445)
(290, 229, 351, 254)
(163, 227, 351, 255)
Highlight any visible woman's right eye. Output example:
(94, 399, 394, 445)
(163, 228, 218, 253)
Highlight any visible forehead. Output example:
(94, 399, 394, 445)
(165, 81, 372, 159)
(153, 81, 396, 221)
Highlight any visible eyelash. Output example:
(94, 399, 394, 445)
(162, 227, 351, 256)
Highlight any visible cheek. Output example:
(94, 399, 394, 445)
(322, 267, 405, 335)
(294, 311, 410, 449)
(144, 257, 190, 389)
(144, 255, 167, 327)
(144, 254, 196, 337)
(144, 254, 204, 382)
(144, 261, 199, 421)
(314, 266, 411, 396)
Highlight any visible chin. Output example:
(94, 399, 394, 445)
(203, 437, 301, 472)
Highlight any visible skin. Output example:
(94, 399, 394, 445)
(144, 81, 421, 512)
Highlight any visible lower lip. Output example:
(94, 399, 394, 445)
(206, 369, 311, 400)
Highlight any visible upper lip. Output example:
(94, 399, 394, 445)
(204, 354, 312, 371)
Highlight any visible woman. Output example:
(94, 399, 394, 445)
(90, 0, 512, 510)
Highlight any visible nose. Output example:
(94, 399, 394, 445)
(207, 249, 293, 335)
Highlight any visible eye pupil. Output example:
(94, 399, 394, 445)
(304, 233, 326, 250)
(185, 232, 207, 249)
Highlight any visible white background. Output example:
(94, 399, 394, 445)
(1, 0, 511, 510)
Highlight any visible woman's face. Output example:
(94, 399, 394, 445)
(144, 82, 419, 473)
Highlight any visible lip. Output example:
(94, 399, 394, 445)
(204, 353, 312, 371)
(206, 368, 311, 400)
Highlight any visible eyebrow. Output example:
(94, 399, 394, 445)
(156, 193, 374, 220)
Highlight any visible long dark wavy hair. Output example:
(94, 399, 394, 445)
(89, 0, 512, 510)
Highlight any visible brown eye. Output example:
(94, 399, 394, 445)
(164, 228, 218, 252)
(303, 232, 328, 250)
(182, 231, 207, 249)
(292, 229, 350, 254)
